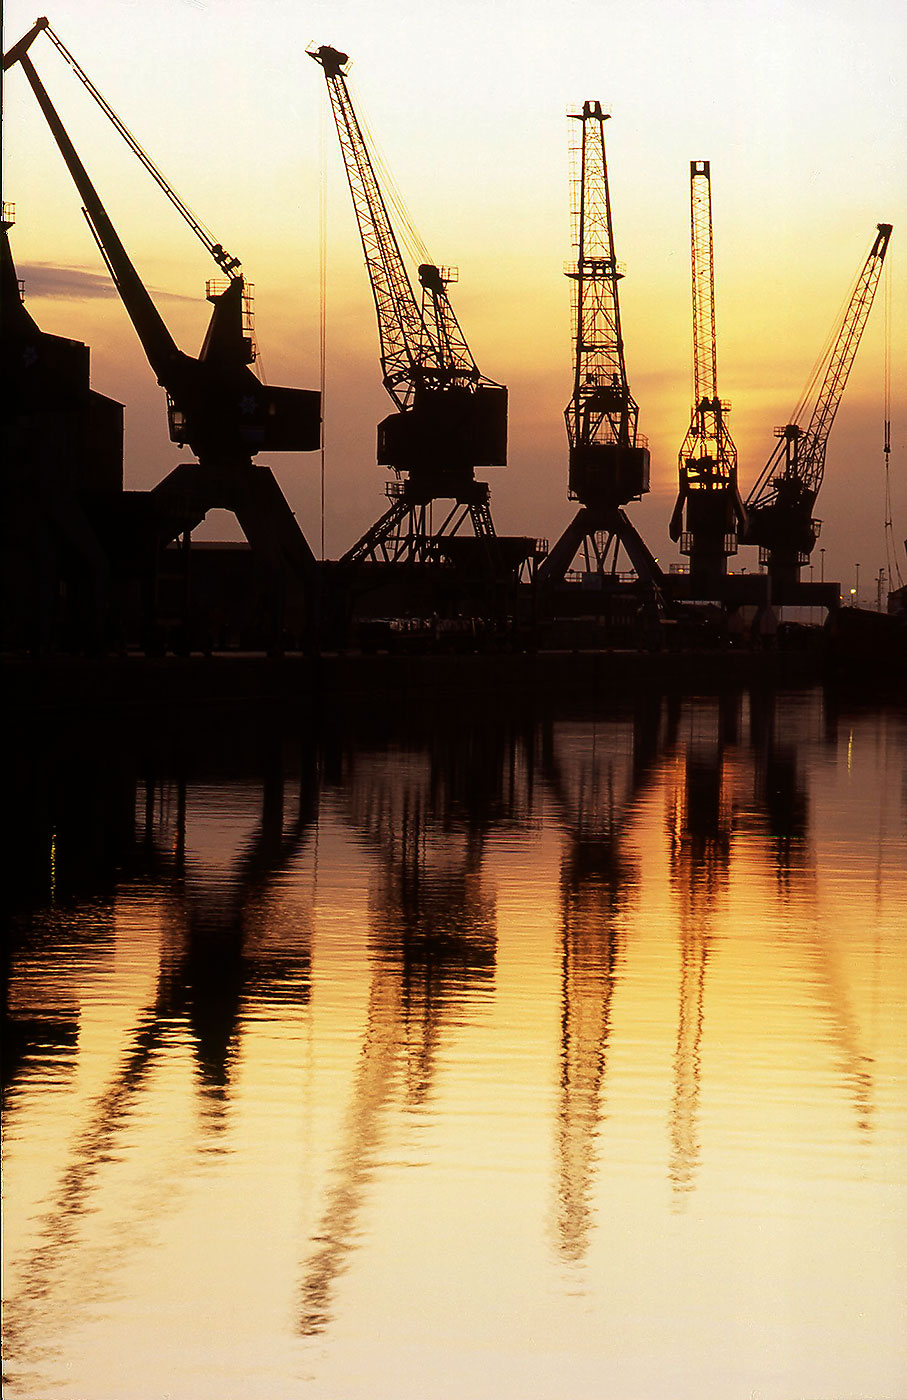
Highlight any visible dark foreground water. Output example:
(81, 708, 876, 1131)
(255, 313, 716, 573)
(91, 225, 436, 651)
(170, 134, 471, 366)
(4, 685, 906, 1399)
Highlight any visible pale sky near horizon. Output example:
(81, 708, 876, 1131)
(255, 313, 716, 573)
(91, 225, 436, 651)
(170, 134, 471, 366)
(2, 0, 905, 594)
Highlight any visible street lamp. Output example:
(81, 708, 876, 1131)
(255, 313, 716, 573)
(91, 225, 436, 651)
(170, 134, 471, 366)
(855, 563, 860, 605)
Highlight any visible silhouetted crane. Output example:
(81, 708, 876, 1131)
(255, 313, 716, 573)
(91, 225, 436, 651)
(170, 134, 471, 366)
(539, 101, 661, 590)
(744, 222, 892, 593)
(309, 45, 510, 578)
(669, 161, 745, 592)
(299, 734, 499, 1335)
(5, 19, 321, 633)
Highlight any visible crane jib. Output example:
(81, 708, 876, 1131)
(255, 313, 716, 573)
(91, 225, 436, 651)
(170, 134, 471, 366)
(742, 221, 892, 584)
(311, 42, 493, 414)
(3, 18, 242, 278)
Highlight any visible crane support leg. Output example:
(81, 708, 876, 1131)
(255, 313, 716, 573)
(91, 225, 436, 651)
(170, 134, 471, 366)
(537, 510, 592, 587)
(149, 461, 320, 646)
(538, 507, 664, 591)
(613, 509, 665, 586)
(339, 498, 412, 567)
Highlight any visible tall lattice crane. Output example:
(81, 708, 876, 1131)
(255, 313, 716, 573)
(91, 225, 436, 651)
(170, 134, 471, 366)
(309, 45, 508, 570)
(744, 222, 892, 590)
(539, 101, 660, 589)
(669, 161, 744, 591)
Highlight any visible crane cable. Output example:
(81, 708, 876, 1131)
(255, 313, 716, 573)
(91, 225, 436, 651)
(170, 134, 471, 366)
(37, 21, 241, 277)
(882, 250, 902, 587)
(788, 269, 857, 429)
(319, 92, 328, 562)
(348, 74, 431, 270)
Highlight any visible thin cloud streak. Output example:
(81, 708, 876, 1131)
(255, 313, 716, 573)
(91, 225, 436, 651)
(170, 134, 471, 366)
(19, 263, 196, 304)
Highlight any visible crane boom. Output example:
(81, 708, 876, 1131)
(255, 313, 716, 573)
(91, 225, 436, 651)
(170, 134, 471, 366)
(309, 44, 490, 413)
(22, 18, 242, 277)
(744, 223, 892, 583)
(308, 44, 429, 410)
(5, 23, 320, 462)
(796, 221, 892, 495)
(12, 46, 182, 384)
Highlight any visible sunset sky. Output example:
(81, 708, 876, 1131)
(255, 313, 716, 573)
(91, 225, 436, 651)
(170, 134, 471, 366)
(3, 0, 905, 595)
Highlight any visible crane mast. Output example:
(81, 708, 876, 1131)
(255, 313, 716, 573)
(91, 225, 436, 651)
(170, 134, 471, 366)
(309, 45, 508, 572)
(565, 103, 643, 487)
(539, 102, 660, 589)
(669, 161, 743, 591)
(744, 222, 892, 590)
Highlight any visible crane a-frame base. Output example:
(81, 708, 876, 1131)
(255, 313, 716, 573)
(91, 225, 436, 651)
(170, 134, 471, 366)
(340, 478, 500, 573)
(538, 505, 664, 592)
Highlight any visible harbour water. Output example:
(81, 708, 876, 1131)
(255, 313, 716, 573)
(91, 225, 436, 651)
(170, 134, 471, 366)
(4, 685, 906, 1400)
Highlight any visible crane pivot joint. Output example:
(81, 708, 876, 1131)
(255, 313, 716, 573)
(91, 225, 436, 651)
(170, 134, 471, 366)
(307, 44, 350, 76)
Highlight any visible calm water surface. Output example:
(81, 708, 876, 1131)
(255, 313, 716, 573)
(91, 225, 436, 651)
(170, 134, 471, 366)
(4, 686, 906, 1399)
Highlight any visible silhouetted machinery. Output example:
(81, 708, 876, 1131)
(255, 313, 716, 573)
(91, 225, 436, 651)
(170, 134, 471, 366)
(310, 45, 531, 589)
(744, 221, 892, 595)
(1, 197, 124, 650)
(4, 19, 321, 641)
(669, 161, 745, 593)
(539, 101, 661, 590)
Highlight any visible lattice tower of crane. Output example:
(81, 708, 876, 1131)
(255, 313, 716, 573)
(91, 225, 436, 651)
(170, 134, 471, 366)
(669, 160, 744, 591)
(310, 45, 508, 572)
(744, 222, 892, 591)
(539, 101, 660, 589)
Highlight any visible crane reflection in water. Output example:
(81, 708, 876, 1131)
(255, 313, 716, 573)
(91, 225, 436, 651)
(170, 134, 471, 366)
(298, 717, 535, 1334)
(749, 691, 875, 1134)
(543, 696, 664, 1260)
(3, 688, 896, 1370)
(664, 691, 738, 1202)
(4, 721, 318, 1346)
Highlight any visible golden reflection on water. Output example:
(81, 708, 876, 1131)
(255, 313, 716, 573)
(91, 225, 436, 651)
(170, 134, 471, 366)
(4, 688, 907, 1399)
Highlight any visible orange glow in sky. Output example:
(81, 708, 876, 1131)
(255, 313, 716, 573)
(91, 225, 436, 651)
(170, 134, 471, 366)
(2, 0, 905, 589)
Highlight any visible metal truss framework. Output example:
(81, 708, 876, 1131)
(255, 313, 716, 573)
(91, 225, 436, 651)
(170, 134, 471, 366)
(670, 160, 743, 589)
(564, 100, 641, 460)
(310, 44, 509, 575)
(541, 101, 657, 590)
(745, 222, 892, 582)
(342, 481, 497, 568)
